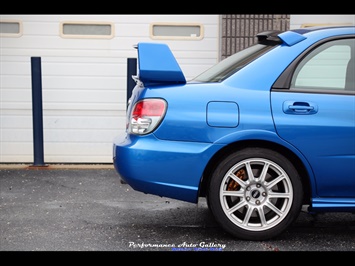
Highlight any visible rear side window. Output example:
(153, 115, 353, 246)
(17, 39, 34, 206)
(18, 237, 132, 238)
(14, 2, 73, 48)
(291, 38, 355, 91)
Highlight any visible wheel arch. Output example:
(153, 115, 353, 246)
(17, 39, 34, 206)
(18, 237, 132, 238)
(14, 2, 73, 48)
(199, 139, 311, 204)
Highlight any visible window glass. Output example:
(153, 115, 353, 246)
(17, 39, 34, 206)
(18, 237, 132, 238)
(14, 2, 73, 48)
(291, 39, 355, 91)
(192, 43, 276, 82)
(150, 23, 203, 40)
(60, 22, 114, 39)
(0, 21, 22, 37)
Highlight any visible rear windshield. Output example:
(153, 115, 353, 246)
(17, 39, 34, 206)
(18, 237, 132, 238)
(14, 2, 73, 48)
(191, 43, 276, 83)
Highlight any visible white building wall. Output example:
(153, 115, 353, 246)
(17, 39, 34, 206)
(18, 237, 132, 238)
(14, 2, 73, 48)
(290, 14, 355, 29)
(0, 15, 219, 163)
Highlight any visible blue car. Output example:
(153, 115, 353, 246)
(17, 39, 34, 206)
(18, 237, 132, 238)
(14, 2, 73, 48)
(113, 26, 355, 241)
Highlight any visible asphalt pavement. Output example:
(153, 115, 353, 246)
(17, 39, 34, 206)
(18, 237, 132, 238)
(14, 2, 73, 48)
(1, 164, 355, 256)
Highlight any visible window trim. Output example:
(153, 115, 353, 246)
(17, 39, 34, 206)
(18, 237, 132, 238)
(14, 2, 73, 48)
(0, 20, 23, 37)
(149, 22, 204, 40)
(59, 21, 115, 39)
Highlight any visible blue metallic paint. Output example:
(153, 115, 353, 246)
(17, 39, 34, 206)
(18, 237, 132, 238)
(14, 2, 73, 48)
(114, 134, 223, 203)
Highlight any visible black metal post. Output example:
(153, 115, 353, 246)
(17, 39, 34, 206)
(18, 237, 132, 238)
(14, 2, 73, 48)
(31, 57, 46, 166)
(126, 58, 137, 104)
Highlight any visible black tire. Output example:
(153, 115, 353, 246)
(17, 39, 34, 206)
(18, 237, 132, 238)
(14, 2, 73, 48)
(207, 147, 303, 241)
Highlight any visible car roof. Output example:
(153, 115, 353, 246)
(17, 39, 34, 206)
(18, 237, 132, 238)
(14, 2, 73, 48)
(258, 26, 355, 47)
(291, 25, 355, 35)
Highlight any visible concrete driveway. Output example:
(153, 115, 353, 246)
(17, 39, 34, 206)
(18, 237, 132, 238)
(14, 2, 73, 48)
(1, 164, 354, 253)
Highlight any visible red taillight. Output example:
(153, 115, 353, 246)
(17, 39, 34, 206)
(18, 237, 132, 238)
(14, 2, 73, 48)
(132, 99, 166, 117)
(129, 99, 167, 135)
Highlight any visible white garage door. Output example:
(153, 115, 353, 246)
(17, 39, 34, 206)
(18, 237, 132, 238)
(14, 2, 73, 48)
(0, 14, 219, 163)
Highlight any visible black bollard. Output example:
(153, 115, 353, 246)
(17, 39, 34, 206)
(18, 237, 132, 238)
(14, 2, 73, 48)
(30, 57, 46, 166)
(126, 58, 137, 105)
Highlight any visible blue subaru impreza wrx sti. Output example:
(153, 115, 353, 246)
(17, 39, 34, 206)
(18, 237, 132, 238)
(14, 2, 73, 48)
(113, 26, 355, 240)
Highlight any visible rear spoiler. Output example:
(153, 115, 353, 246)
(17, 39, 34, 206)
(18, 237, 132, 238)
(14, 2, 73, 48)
(257, 30, 307, 46)
(134, 42, 186, 86)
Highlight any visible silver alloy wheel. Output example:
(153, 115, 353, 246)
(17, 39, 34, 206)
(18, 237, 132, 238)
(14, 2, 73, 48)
(219, 158, 293, 231)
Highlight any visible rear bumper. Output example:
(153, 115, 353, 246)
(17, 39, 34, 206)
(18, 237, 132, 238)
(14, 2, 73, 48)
(113, 133, 221, 203)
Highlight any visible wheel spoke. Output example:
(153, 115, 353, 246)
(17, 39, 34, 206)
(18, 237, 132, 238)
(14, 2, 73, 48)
(245, 161, 255, 182)
(229, 172, 247, 188)
(257, 207, 267, 226)
(222, 190, 244, 197)
(268, 191, 291, 199)
(265, 173, 286, 189)
(259, 162, 270, 182)
(265, 201, 283, 216)
(242, 205, 254, 226)
(227, 199, 247, 215)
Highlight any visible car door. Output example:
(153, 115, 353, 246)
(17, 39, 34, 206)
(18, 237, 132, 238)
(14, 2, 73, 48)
(271, 38, 355, 198)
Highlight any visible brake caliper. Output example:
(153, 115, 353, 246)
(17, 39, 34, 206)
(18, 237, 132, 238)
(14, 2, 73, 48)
(227, 169, 246, 191)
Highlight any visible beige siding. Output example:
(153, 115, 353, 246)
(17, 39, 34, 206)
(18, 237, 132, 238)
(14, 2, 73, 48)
(290, 15, 355, 29)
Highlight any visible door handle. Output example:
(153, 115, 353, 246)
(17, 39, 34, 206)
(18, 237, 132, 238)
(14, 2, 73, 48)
(283, 101, 318, 114)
